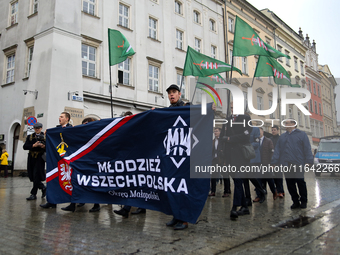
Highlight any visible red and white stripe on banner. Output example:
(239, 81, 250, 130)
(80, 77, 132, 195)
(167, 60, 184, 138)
(46, 115, 134, 182)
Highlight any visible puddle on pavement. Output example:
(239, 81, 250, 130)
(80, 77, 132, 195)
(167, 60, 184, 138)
(277, 215, 320, 228)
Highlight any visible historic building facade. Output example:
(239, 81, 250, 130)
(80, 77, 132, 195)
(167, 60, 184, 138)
(0, 0, 225, 170)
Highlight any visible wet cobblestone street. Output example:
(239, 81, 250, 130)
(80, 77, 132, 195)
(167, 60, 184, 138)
(1, 172, 340, 254)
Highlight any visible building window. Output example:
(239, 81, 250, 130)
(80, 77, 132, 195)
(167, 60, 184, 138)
(149, 64, 159, 92)
(26, 46, 34, 77)
(176, 29, 183, 50)
(317, 85, 320, 97)
(300, 61, 304, 75)
(175, 0, 182, 15)
(242, 57, 248, 74)
(308, 80, 311, 92)
(313, 82, 316, 95)
(229, 49, 233, 65)
(268, 76, 273, 85)
(209, 19, 216, 32)
(269, 99, 275, 119)
(83, 0, 95, 16)
(319, 103, 322, 115)
(6, 54, 15, 83)
(118, 58, 130, 85)
(285, 50, 290, 66)
(243, 91, 248, 111)
(119, 3, 129, 28)
(298, 111, 302, 125)
(82, 44, 96, 77)
(314, 101, 318, 114)
(149, 17, 157, 39)
(228, 17, 234, 33)
(305, 116, 309, 128)
(310, 100, 313, 112)
(277, 45, 283, 62)
(195, 38, 201, 53)
(257, 96, 263, 110)
(211, 45, 216, 59)
(10, 1, 18, 26)
(294, 57, 298, 71)
(177, 73, 185, 99)
(193, 10, 200, 24)
(30, 0, 38, 15)
(289, 107, 293, 119)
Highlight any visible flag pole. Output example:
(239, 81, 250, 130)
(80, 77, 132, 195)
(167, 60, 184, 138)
(251, 56, 259, 87)
(109, 65, 113, 118)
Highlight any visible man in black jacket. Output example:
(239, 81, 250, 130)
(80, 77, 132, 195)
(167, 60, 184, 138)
(223, 102, 252, 220)
(24, 122, 47, 200)
(164, 84, 190, 230)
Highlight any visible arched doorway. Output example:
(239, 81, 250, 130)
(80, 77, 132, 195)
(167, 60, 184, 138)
(10, 123, 20, 175)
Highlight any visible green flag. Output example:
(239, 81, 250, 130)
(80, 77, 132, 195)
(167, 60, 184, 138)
(233, 16, 290, 59)
(108, 29, 135, 66)
(183, 46, 242, 77)
(254, 56, 300, 87)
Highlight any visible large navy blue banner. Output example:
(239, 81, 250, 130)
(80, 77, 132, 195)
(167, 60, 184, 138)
(45, 105, 213, 223)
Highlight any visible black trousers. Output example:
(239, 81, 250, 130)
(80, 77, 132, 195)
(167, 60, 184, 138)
(233, 178, 246, 207)
(31, 181, 45, 196)
(243, 178, 264, 199)
(210, 177, 231, 193)
(286, 178, 307, 204)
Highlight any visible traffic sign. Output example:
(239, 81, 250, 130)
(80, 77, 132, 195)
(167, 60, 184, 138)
(27, 116, 37, 126)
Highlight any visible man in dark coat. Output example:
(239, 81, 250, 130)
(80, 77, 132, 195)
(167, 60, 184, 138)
(24, 122, 46, 200)
(209, 127, 230, 197)
(40, 112, 72, 209)
(223, 102, 252, 220)
(258, 127, 277, 200)
(270, 125, 284, 198)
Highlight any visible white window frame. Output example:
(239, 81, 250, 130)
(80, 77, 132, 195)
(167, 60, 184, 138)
(82, 44, 97, 77)
(289, 107, 293, 119)
(277, 45, 283, 62)
(257, 95, 263, 110)
(24, 38, 35, 78)
(149, 65, 160, 92)
(193, 10, 200, 24)
(300, 61, 304, 75)
(294, 57, 298, 71)
(243, 91, 248, 112)
(83, 0, 96, 16)
(118, 58, 131, 86)
(148, 58, 162, 93)
(3, 45, 17, 84)
(314, 101, 318, 114)
(209, 19, 216, 32)
(285, 50, 290, 66)
(319, 103, 322, 115)
(242, 57, 248, 75)
(9, 1, 18, 26)
(149, 17, 157, 40)
(195, 38, 201, 53)
(176, 29, 183, 50)
(228, 17, 234, 33)
(6, 54, 15, 84)
(175, 0, 183, 15)
(211, 45, 216, 59)
(30, 0, 38, 15)
(119, 3, 129, 28)
(269, 99, 275, 119)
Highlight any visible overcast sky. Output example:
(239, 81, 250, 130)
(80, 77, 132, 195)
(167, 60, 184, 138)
(247, 0, 340, 123)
